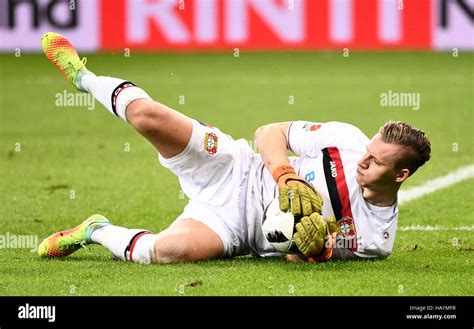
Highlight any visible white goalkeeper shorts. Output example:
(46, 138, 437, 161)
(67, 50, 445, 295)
(158, 119, 255, 257)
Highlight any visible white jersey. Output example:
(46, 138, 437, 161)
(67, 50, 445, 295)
(246, 121, 399, 259)
(163, 119, 398, 260)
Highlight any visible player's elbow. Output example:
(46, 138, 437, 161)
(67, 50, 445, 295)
(253, 124, 266, 142)
(254, 123, 288, 150)
(254, 124, 271, 136)
(254, 124, 275, 147)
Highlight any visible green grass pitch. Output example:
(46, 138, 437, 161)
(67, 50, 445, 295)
(0, 52, 472, 296)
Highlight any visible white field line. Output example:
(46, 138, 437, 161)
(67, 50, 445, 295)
(398, 164, 474, 205)
(399, 225, 474, 231)
(398, 164, 474, 232)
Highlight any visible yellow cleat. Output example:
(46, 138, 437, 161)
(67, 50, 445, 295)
(38, 214, 110, 258)
(41, 31, 90, 91)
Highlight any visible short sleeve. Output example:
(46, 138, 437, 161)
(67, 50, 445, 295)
(287, 121, 370, 157)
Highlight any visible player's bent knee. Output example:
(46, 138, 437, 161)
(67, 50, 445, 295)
(126, 100, 168, 133)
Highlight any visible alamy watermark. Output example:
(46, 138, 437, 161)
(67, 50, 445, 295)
(18, 303, 55, 323)
(380, 90, 420, 110)
(325, 235, 363, 251)
(55, 90, 95, 110)
(0, 232, 38, 252)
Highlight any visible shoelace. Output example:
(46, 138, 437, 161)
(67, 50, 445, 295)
(57, 230, 88, 250)
(80, 241, 90, 254)
(54, 53, 87, 77)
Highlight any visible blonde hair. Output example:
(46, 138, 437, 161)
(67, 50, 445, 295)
(379, 121, 431, 176)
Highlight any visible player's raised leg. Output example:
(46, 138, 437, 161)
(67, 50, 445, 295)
(40, 32, 224, 263)
(41, 32, 191, 159)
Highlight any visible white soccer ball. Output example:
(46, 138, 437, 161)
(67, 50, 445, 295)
(262, 197, 298, 254)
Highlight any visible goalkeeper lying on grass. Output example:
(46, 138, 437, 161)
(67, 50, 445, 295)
(38, 32, 431, 264)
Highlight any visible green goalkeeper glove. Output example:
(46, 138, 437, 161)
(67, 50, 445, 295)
(293, 213, 337, 260)
(273, 165, 323, 217)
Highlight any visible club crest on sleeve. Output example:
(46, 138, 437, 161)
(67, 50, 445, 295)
(204, 132, 218, 155)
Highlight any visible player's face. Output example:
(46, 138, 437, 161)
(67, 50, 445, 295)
(356, 134, 405, 188)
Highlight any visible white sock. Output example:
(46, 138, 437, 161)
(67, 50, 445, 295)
(81, 74, 152, 121)
(90, 225, 156, 264)
(128, 233, 157, 264)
